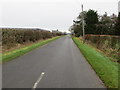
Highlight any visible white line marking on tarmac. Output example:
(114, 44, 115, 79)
(32, 72, 45, 90)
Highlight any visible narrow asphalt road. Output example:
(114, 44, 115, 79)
(3, 36, 105, 88)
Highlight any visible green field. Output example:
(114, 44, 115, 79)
(1, 36, 61, 63)
(72, 37, 118, 88)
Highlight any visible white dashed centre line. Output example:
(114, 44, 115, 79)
(32, 72, 45, 90)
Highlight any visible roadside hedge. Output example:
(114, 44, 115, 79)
(2, 28, 60, 50)
(84, 34, 120, 62)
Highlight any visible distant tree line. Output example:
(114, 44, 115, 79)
(70, 9, 120, 37)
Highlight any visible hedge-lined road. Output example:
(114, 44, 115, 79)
(3, 36, 105, 88)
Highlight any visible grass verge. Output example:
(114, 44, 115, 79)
(1, 36, 62, 63)
(72, 37, 118, 88)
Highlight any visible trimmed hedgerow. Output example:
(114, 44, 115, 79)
(2, 28, 61, 50)
(84, 34, 120, 62)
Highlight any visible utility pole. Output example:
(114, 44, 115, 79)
(118, 1, 120, 13)
(82, 4, 85, 38)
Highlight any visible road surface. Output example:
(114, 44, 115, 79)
(3, 36, 105, 88)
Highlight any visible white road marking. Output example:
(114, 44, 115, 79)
(32, 72, 45, 90)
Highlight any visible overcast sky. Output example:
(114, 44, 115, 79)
(0, 0, 119, 32)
